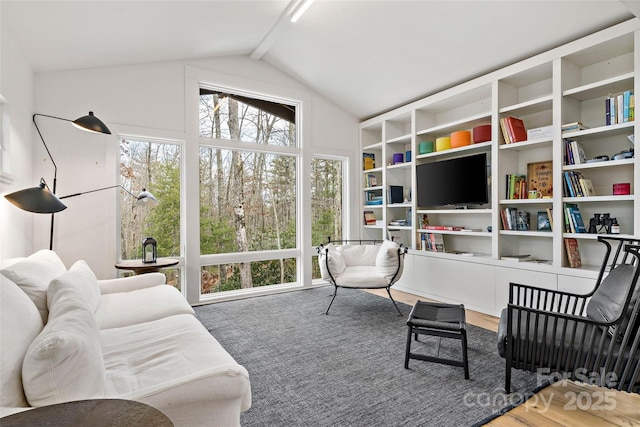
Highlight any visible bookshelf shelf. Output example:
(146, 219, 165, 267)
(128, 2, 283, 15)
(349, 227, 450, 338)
(416, 141, 491, 160)
(562, 122, 634, 140)
(499, 198, 553, 205)
(499, 94, 553, 115)
(563, 72, 634, 101)
(499, 138, 553, 151)
(562, 158, 634, 171)
(499, 230, 554, 238)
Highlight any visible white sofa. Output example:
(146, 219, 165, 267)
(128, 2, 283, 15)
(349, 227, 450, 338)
(0, 250, 251, 426)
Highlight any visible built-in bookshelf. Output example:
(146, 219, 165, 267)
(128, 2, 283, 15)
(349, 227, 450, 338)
(358, 19, 639, 316)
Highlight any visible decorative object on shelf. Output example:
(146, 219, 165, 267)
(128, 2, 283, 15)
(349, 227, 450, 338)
(450, 130, 471, 148)
(405, 150, 411, 162)
(588, 213, 618, 234)
(387, 185, 404, 204)
(528, 190, 542, 199)
(142, 237, 157, 263)
(3, 111, 112, 250)
(527, 125, 553, 140)
(435, 136, 451, 151)
(392, 153, 404, 164)
(472, 125, 491, 143)
(527, 161, 553, 197)
(419, 141, 434, 154)
(613, 182, 631, 195)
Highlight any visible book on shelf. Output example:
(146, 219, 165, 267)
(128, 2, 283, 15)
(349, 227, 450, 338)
(505, 174, 527, 199)
(500, 116, 527, 143)
(564, 139, 587, 165)
(500, 254, 532, 262)
(363, 211, 376, 225)
(579, 178, 596, 197)
(564, 203, 587, 233)
(516, 211, 530, 231)
(537, 211, 551, 231)
(423, 225, 463, 231)
(365, 173, 378, 187)
(500, 207, 517, 231)
(563, 202, 578, 232)
(546, 207, 554, 230)
(564, 238, 582, 268)
(426, 233, 445, 252)
(363, 152, 376, 170)
(605, 90, 634, 125)
(527, 125, 553, 140)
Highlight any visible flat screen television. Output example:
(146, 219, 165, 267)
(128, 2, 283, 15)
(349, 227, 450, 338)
(416, 153, 489, 208)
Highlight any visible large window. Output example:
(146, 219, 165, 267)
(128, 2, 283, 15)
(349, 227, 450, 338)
(199, 87, 298, 294)
(311, 157, 344, 279)
(119, 138, 181, 288)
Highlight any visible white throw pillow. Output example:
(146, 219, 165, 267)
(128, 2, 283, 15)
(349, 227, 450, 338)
(22, 287, 105, 406)
(318, 243, 346, 280)
(0, 250, 66, 323)
(0, 276, 44, 407)
(48, 260, 101, 313)
(375, 240, 403, 283)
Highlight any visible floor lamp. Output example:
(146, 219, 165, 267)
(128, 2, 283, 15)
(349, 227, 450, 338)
(3, 111, 157, 249)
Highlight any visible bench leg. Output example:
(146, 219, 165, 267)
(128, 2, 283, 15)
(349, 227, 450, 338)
(404, 325, 413, 369)
(461, 329, 469, 380)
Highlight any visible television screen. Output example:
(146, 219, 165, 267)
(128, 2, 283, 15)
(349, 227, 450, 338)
(416, 153, 489, 208)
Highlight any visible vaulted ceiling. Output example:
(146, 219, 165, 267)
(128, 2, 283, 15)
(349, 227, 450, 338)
(2, 1, 638, 120)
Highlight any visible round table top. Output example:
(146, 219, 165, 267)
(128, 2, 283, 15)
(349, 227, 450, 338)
(1, 399, 173, 426)
(114, 257, 179, 273)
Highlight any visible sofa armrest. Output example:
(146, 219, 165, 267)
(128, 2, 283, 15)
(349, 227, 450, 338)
(98, 273, 166, 294)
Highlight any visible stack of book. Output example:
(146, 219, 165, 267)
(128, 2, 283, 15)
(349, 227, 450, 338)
(505, 174, 527, 199)
(605, 90, 634, 125)
(564, 203, 587, 233)
(421, 233, 445, 252)
(363, 211, 376, 225)
(561, 122, 588, 132)
(564, 138, 587, 165)
(563, 170, 596, 197)
(500, 208, 530, 231)
(499, 116, 527, 143)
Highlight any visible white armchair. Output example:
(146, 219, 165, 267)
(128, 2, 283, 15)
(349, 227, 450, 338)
(316, 239, 407, 315)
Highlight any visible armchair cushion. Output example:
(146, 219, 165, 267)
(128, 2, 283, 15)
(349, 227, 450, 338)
(48, 260, 101, 313)
(0, 250, 66, 322)
(0, 276, 43, 407)
(339, 244, 379, 266)
(375, 240, 403, 282)
(22, 287, 105, 406)
(318, 243, 346, 280)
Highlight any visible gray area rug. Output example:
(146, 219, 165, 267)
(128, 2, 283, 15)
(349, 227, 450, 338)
(194, 287, 539, 426)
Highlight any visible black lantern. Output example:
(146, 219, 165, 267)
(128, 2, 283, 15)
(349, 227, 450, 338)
(142, 237, 157, 264)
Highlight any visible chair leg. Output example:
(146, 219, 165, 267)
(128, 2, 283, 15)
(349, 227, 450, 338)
(325, 287, 338, 315)
(386, 287, 403, 316)
(404, 325, 413, 369)
(505, 358, 512, 393)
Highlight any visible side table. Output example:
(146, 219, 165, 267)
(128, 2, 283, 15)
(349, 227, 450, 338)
(0, 399, 173, 426)
(115, 257, 179, 274)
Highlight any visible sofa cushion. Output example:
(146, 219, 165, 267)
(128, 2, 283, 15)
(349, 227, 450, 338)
(48, 260, 101, 313)
(375, 240, 403, 282)
(0, 250, 66, 322)
(22, 287, 105, 406)
(335, 266, 388, 289)
(100, 314, 244, 396)
(95, 285, 195, 330)
(0, 276, 44, 407)
(587, 264, 636, 324)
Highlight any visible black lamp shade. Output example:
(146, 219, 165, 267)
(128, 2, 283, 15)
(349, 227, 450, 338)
(72, 111, 111, 134)
(4, 180, 67, 213)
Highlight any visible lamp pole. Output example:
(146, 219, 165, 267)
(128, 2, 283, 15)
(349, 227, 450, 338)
(33, 114, 59, 250)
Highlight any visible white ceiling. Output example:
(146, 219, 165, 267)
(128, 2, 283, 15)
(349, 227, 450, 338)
(2, 1, 638, 120)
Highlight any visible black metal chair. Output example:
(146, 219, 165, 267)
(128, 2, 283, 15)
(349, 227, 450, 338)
(316, 238, 407, 315)
(498, 235, 640, 393)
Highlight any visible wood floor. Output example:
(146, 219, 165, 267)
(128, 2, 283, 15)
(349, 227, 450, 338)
(366, 288, 640, 427)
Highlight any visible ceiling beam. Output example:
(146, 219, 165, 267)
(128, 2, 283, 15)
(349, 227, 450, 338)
(250, 0, 298, 60)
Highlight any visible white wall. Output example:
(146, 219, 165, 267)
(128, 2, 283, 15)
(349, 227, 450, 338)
(0, 8, 36, 261)
(29, 55, 358, 278)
